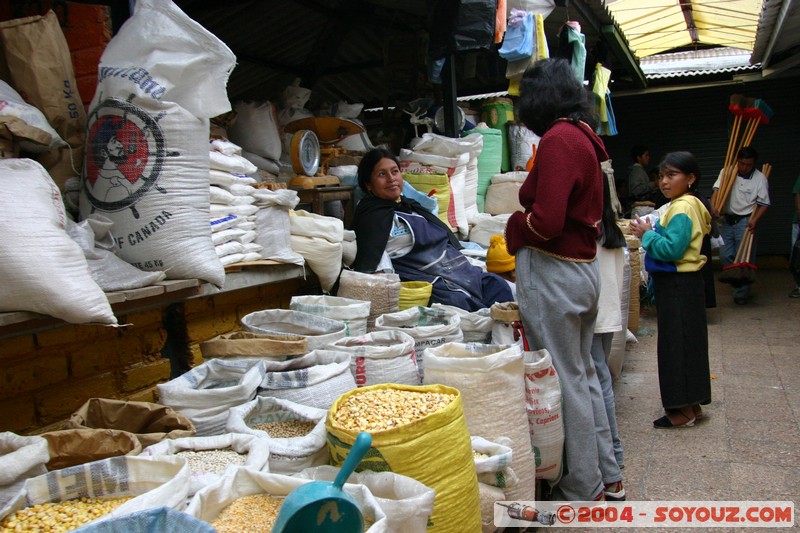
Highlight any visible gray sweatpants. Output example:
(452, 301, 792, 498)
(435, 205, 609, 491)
(516, 247, 622, 501)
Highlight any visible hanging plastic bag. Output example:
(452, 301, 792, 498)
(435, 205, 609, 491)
(498, 10, 534, 61)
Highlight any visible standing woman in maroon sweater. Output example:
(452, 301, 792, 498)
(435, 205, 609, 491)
(506, 58, 623, 502)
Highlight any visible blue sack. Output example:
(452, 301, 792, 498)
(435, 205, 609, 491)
(498, 11, 534, 62)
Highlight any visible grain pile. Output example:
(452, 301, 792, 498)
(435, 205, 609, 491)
(0, 496, 133, 532)
(210, 494, 284, 532)
(331, 388, 453, 432)
(250, 420, 316, 438)
(175, 448, 246, 474)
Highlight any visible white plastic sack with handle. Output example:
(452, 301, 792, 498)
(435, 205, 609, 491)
(522, 349, 564, 481)
(78, 0, 235, 287)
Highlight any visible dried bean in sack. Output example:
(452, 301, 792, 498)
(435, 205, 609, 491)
(0, 455, 190, 530)
(257, 350, 356, 410)
(241, 309, 347, 351)
(226, 396, 328, 474)
(471, 436, 518, 490)
(294, 465, 435, 533)
(374, 306, 462, 382)
(157, 358, 264, 436)
(327, 384, 481, 533)
(490, 301, 525, 348)
(290, 294, 371, 337)
(142, 433, 269, 496)
(523, 349, 564, 481)
(184, 465, 388, 532)
(328, 330, 420, 386)
(336, 270, 401, 331)
(66, 398, 195, 448)
(422, 342, 537, 503)
(78, 0, 236, 286)
(432, 303, 493, 343)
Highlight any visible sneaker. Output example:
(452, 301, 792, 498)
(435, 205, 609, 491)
(789, 288, 800, 298)
(604, 481, 626, 501)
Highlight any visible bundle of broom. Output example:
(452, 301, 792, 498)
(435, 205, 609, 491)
(718, 227, 757, 287)
(712, 95, 774, 214)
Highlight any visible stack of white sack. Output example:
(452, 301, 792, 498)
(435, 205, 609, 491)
(251, 187, 305, 267)
(208, 140, 262, 266)
(289, 210, 343, 293)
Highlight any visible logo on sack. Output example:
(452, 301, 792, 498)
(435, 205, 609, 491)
(83, 96, 171, 218)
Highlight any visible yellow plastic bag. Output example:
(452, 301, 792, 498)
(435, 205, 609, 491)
(399, 281, 432, 310)
(402, 172, 453, 229)
(327, 383, 481, 533)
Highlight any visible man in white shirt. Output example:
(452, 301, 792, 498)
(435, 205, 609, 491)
(710, 146, 770, 305)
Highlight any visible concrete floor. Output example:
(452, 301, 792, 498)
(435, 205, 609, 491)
(598, 266, 800, 531)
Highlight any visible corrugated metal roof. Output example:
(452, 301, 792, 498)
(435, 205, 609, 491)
(640, 46, 760, 78)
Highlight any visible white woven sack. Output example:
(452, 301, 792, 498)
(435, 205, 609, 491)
(227, 101, 282, 161)
(336, 270, 401, 331)
(78, 0, 235, 287)
(0, 433, 48, 516)
(290, 294, 370, 337)
(0, 80, 66, 153)
(251, 188, 305, 266)
(460, 133, 484, 224)
(209, 151, 258, 175)
(374, 306, 463, 381)
(468, 213, 510, 248)
(239, 149, 281, 175)
(142, 433, 269, 496)
(208, 169, 256, 189)
(484, 172, 527, 215)
(328, 330, 420, 386)
(432, 303, 493, 343)
(1, 456, 189, 525)
(257, 350, 357, 410)
(156, 358, 264, 436)
(479, 483, 505, 533)
(471, 436, 518, 490)
(289, 209, 344, 243)
(422, 342, 537, 502)
(225, 397, 328, 474)
(508, 123, 539, 172)
(490, 301, 524, 348)
(289, 234, 343, 292)
(185, 466, 390, 531)
(0, 159, 116, 324)
(522, 349, 564, 481)
(242, 309, 347, 351)
(609, 248, 631, 379)
(295, 466, 435, 533)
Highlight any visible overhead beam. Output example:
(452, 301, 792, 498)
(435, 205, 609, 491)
(679, 0, 700, 44)
(600, 24, 648, 89)
(759, 0, 795, 70)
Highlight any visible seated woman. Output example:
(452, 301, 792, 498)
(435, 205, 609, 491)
(351, 148, 513, 311)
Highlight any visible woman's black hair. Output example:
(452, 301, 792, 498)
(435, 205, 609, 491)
(516, 58, 598, 136)
(599, 173, 626, 249)
(356, 148, 399, 194)
(659, 151, 701, 192)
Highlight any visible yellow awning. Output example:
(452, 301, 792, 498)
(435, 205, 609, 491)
(605, 0, 763, 58)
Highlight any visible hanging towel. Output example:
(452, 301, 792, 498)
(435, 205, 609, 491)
(535, 13, 549, 60)
(592, 63, 616, 136)
(558, 21, 586, 83)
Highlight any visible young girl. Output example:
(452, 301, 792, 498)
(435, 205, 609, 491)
(629, 151, 712, 429)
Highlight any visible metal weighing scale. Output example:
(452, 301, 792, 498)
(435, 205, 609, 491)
(285, 117, 365, 189)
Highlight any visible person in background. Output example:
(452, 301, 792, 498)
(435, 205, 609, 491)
(648, 167, 669, 208)
(710, 146, 770, 305)
(505, 57, 623, 502)
(486, 234, 516, 299)
(629, 151, 711, 429)
(628, 145, 656, 203)
(351, 148, 512, 311)
(790, 174, 800, 298)
(591, 173, 627, 483)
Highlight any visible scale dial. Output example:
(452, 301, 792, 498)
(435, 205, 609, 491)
(290, 129, 320, 176)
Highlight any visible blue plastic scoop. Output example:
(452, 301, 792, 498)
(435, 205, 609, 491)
(272, 431, 372, 533)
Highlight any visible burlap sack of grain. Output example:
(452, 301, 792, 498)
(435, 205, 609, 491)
(184, 467, 389, 531)
(200, 331, 307, 360)
(142, 433, 269, 496)
(0, 455, 190, 527)
(78, 0, 235, 286)
(0, 10, 85, 189)
(422, 343, 537, 502)
(256, 350, 357, 410)
(40, 428, 142, 471)
(290, 294, 370, 337)
(66, 398, 196, 448)
(327, 330, 420, 386)
(625, 235, 642, 334)
(374, 306, 463, 382)
(226, 396, 328, 474)
(522, 349, 564, 481)
(336, 270, 401, 331)
(327, 383, 481, 533)
(157, 358, 264, 437)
